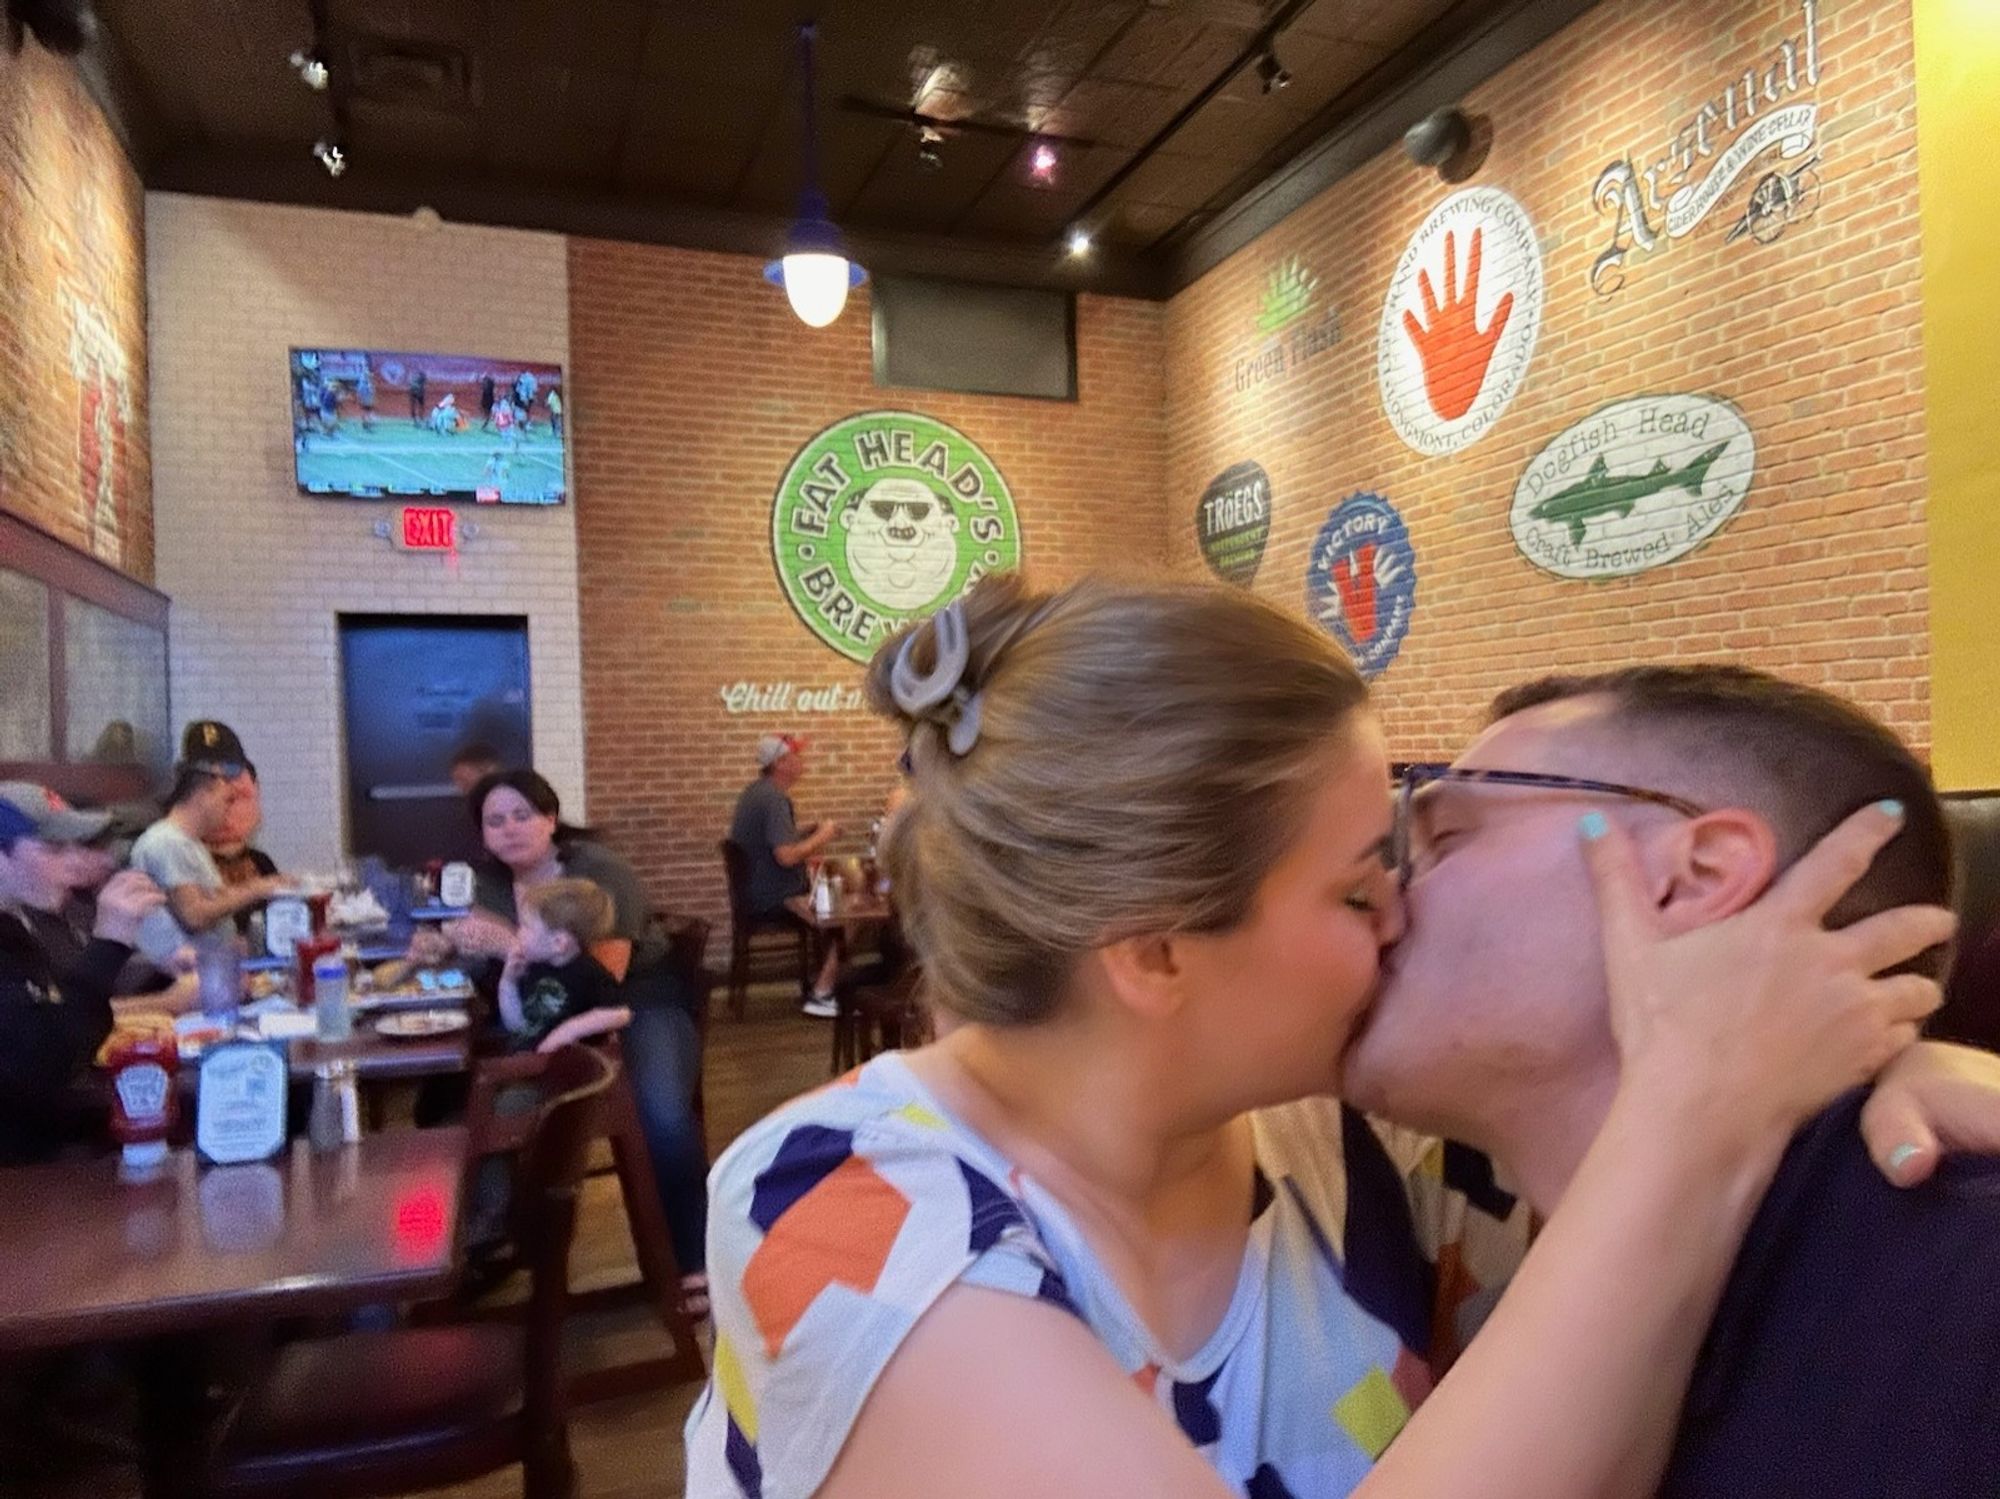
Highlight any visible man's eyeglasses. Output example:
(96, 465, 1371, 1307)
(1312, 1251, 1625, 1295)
(1390, 762, 1705, 887)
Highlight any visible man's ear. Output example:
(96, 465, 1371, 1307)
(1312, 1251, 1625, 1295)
(1653, 808, 1781, 932)
(1092, 931, 1191, 1023)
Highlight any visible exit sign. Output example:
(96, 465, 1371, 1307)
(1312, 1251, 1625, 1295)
(397, 506, 458, 552)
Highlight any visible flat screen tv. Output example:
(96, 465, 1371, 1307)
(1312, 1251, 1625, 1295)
(290, 348, 567, 505)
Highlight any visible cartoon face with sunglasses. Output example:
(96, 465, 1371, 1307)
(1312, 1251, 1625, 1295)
(842, 476, 962, 610)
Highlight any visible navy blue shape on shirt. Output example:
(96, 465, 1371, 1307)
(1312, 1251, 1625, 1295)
(958, 1159, 1027, 1253)
(748, 1125, 855, 1234)
(1171, 1366, 1224, 1447)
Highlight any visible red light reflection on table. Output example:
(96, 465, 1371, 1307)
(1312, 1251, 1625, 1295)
(392, 1183, 449, 1262)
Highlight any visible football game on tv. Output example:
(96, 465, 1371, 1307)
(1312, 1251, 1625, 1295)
(290, 348, 566, 505)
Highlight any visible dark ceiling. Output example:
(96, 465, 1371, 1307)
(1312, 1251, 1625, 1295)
(90, 0, 1595, 296)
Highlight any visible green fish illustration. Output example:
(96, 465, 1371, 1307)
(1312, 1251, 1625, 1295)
(1531, 442, 1730, 545)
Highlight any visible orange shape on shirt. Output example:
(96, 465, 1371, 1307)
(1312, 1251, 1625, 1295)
(743, 1153, 911, 1358)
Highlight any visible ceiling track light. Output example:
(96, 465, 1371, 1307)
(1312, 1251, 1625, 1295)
(289, 46, 329, 90)
(915, 123, 945, 171)
(312, 138, 346, 177)
(1256, 49, 1291, 94)
(1029, 140, 1059, 183)
(1065, 227, 1093, 258)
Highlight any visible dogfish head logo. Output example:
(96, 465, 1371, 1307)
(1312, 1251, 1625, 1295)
(1378, 187, 1543, 456)
(772, 411, 1023, 662)
(1305, 494, 1417, 681)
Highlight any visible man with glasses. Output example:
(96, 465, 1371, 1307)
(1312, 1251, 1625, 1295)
(1345, 664, 1998, 1496)
(129, 722, 288, 959)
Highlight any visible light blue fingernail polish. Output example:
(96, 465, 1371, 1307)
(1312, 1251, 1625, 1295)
(1888, 1142, 1922, 1175)
(1579, 811, 1608, 841)
(1877, 799, 1905, 819)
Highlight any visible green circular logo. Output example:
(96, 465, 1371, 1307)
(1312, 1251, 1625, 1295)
(771, 410, 1023, 662)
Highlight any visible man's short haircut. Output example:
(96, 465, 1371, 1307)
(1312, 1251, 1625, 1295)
(1491, 664, 1953, 979)
(521, 877, 615, 951)
(450, 740, 502, 772)
(167, 761, 230, 810)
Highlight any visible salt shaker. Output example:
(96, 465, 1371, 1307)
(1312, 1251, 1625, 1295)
(309, 1060, 361, 1150)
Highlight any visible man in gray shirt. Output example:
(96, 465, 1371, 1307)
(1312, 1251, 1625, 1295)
(130, 758, 286, 957)
(728, 734, 841, 1017)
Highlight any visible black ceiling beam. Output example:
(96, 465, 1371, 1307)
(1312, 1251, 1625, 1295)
(1064, 0, 1320, 240)
(143, 147, 1170, 299)
(837, 96, 1101, 150)
(1157, 0, 1604, 292)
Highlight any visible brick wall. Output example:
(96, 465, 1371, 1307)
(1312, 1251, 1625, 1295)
(0, 38, 150, 578)
(147, 194, 586, 870)
(568, 240, 1165, 928)
(1165, 0, 1929, 762)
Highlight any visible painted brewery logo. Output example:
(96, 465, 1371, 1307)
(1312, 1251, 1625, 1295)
(1195, 461, 1272, 586)
(1306, 493, 1416, 680)
(1510, 394, 1756, 579)
(1590, 0, 1823, 297)
(1233, 255, 1341, 393)
(1377, 187, 1543, 456)
(772, 411, 1022, 662)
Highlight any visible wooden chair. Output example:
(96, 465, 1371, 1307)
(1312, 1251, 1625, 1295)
(834, 965, 928, 1074)
(720, 838, 810, 1018)
(200, 1045, 615, 1499)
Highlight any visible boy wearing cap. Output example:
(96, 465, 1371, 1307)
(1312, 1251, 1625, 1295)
(728, 733, 842, 1017)
(0, 785, 168, 1165)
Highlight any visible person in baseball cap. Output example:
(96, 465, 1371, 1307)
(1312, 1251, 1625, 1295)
(0, 783, 113, 847)
(180, 719, 250, 776)
(730, 732, 843, 1016)
(756, 733, 804, 770)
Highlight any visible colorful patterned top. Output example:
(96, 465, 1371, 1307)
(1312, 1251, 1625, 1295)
(685, 1053, 1487, 1499)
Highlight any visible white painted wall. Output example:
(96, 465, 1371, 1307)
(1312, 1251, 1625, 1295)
(147, 194, 584, 870)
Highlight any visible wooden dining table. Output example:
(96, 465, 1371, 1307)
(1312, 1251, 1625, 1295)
(0, 1127, 468, 1497)
(783, 891, 896, 932)
(0, 1126, 467, 1356)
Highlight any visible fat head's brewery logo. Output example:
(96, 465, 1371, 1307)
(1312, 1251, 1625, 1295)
(1305, 494, 1416, 681)
(1195, 461, 1272, 586)
(772, 411, 1022, 662)
(1511, 394, 1756, 579)
(1591, 1, 1823, 297)
(1377, 187, 1543, 456)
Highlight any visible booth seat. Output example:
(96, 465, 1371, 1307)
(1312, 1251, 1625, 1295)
(1939, 793, 2000, 1052)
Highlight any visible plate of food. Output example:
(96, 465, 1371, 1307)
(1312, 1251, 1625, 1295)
(374, 1009, 470, 1040)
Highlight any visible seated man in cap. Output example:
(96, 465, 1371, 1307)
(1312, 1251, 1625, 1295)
(0, 785, 170, 1165)
(129, 738, 288, 958)
(729, 733, 842, 1017)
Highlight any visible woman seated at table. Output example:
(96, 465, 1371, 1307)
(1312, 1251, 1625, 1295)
(414, 768, 711, 1311)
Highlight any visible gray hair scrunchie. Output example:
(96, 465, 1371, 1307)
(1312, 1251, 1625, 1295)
(889, 599, 984, 757)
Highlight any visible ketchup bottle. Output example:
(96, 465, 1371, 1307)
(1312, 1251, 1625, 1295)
(106, 1028, 180, 1173)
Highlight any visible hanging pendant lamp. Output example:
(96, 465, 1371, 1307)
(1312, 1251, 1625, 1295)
(764, 22, 867, 328)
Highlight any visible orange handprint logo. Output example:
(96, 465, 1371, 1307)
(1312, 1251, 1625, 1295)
(1399, 226, 1514, 422)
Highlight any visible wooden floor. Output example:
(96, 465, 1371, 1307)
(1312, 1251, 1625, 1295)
(432, 986, 837, 1499)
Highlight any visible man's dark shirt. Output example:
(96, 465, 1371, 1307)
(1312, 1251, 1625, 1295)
(728, 777, 808, 915)
(0, 910, 129, 1166)
(1661, 1089, 2000, 1498)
